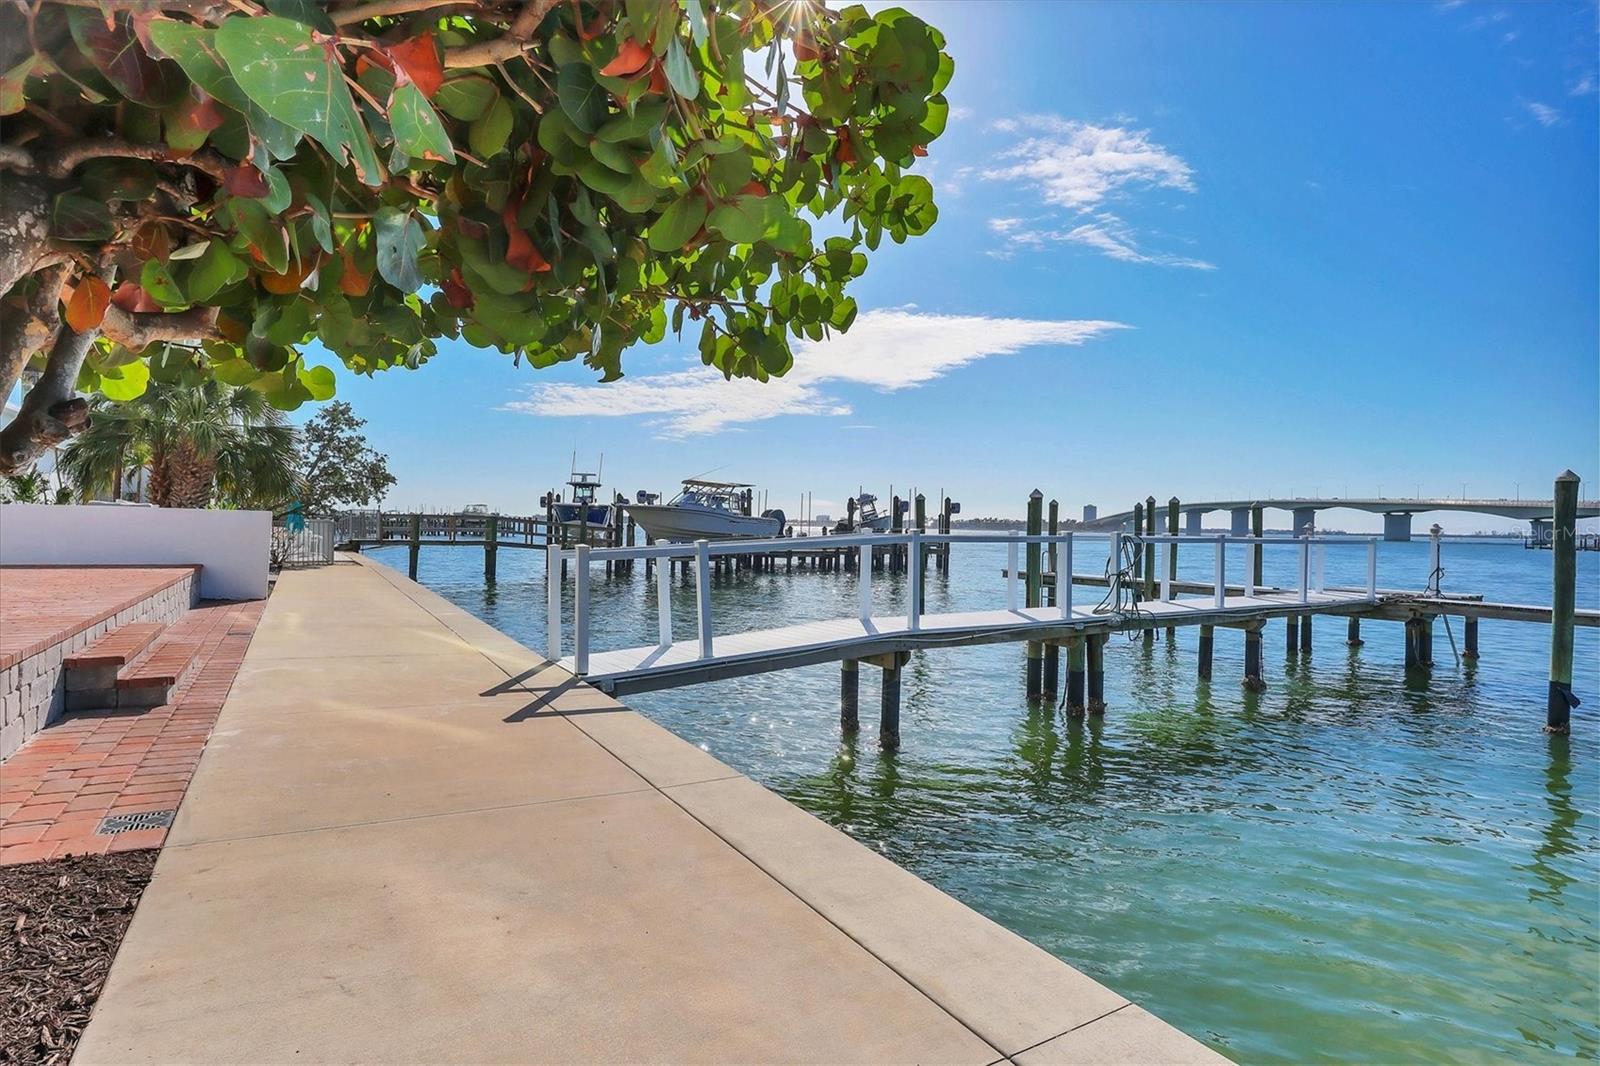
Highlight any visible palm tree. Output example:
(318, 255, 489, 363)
(58, 380, 297, 510)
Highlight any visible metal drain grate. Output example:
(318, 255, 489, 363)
(97, 809, 176, 835)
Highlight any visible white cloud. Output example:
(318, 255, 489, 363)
(501, 310, 1127, 437)
(987, 213, 1214, 270)
(1525, 100, 1564, 126)
(981, 116, 1194, 210)
(978, 115, 1207, 268)
(1570, 74, 1597, 96)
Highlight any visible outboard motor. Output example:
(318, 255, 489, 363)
(762, 508, 786, 532)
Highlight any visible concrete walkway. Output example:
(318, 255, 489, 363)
(78, 555, 1224, 1064)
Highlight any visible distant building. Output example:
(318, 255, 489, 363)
(1082, 504, 1098, 523)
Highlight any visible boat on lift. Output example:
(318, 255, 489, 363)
(550, 457, 615, 535)
(854, 493, 893, 532)
(625, 479, 785, 541)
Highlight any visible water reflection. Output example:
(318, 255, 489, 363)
(381, 538, 1600, 1063)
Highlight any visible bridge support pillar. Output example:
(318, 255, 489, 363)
(1243, 623, 1265, 691)
(1066, 637, 1086, 715)
(1463, 616, 1479, 660)
(1530, 517, 1552, 548)
(1383, 512, 1413, 542)
(840, 660, 860, 732)
(1300, 615, 1312, 655)
(1086, 634, 1106, 714)
(1347, 616, 1363, 646)
(1186, 509, 1203, 535)
(1231, 507, 1250, 536)
(1292, 507, 1317, 537)
(1198, 625, 1214, 681)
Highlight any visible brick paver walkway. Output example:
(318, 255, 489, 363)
(0, 599, 265, 864)
(0, 566, 197, 669)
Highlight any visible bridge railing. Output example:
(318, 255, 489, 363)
(546, 530, 1381, 676)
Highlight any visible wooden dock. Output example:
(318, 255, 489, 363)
(568, 589, 1373, 696)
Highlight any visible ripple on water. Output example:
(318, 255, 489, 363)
(379, 538, 1600, 1062)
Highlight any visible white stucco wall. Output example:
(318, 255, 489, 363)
(0, 505, 270, 600)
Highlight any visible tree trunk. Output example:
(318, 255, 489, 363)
(161, 442, 217, 509)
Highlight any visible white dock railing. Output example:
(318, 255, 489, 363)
(1126, 533, 1381, 607)
(545, 530, 1383, 676)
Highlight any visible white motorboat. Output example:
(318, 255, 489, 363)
(548, 459, 615, 535)
(625, 480, 785, 541)
(854, 493, 893, 532)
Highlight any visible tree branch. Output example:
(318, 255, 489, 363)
(0, 144, 35, 173)
(0, 309, 98, 475)
(442, 0, 558, 68)
(0, 261, 66, 406)
(44, 140, 230, 183)
(99, 305, 222, 350)
(331, 0, 477, 25)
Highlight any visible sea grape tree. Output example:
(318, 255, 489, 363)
(0, 0, 951, 474)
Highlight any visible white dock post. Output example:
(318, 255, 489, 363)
(1243, 538, 1256, 598)
(907, 531, 923, 631)
(1060, 533, 1074, 619)
(858, 544, 874, 623)
(1160, 543, 1172, 601)
(1297, 538, 1310, 605)
(573, 544, 590, 676)
(546, 544, 561, 660)
(655, 549, 672, 647)
(1109, 531, 1122, 601)
(1214, 535, 1226, 608)
(695, 540, 713, 658)
(1006, 533, 1019, 611)
(1367, 539, 1379, 603)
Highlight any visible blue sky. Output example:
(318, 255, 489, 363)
(315, 0, 1599, 530)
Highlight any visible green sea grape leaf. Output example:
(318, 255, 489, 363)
(215, 15, 382, 184)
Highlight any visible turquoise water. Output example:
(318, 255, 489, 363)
(371, 536, 1599, 1062)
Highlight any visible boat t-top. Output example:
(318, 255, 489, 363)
(549, 456, 615, 536)
(625, 479, 786, 542)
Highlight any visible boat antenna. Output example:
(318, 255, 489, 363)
(683, 463, 728, 483)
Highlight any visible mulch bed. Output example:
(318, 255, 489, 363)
(1, 850, 157, 1065)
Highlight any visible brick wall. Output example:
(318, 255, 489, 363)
(0, 573, 198, 759)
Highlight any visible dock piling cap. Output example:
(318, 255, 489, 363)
(1556, 469, 1579, 483)
(1030, 489, 1043, 499)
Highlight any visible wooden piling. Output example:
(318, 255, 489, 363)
(1347, 616, 1362, 646)
(879, 655, 903, 750)
(1300, 615, 1312, 654)
(890, 495, 904, 573)
(1198, 624, 1214, 680)
(1463, 616, 1479, 660)
(1166, 497, 1180, 640)
(407, 513, 421, 580)
(1243, 623, 1264, 690)
(914, 493, 928, 615)
(841, 660, 860, 733)
(939, 496, 953, 573)
(1286, 615, 1298, 655)
(1025, 490, 1044, 698)
(484, 513, 498, 581)
(1043, 500, 1061, 695)
(1132, 503, 1145, 590)
(1143, 496, 1157, 646)
(1066, 636, 1086, 715)
(1548, 470, 1579, 733)
(1086, 633, 1106, 714)
(1404, 617, 1419, 669)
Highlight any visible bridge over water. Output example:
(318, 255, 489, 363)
(1080, 496, 1600, 541)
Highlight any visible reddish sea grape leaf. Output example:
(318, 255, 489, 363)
(387, 33, 444, 97)
(601, 40, 652, 78)
(64, 276, 112, 332)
